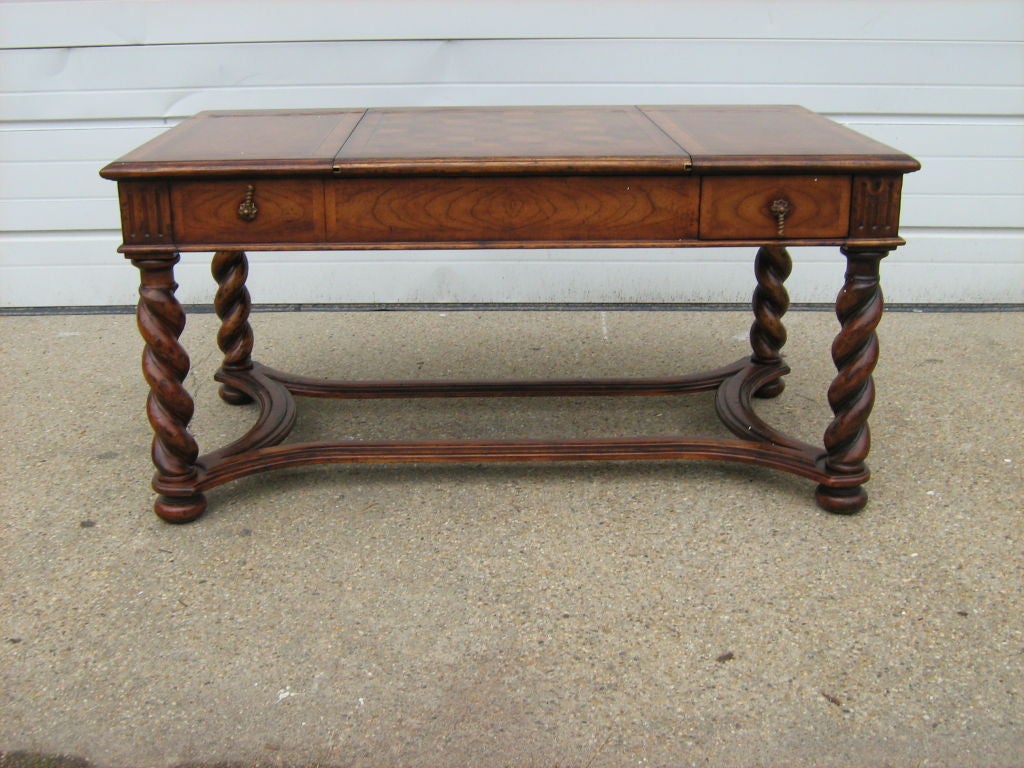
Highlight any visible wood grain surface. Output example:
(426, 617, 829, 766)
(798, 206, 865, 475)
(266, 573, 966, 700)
(105, 105, 921, 520)
(700, 175, 851, 239)
(171, 179, 325, 244)
(326, 175, 699, 244)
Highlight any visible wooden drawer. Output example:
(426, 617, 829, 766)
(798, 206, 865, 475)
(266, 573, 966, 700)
(170, 179, 325, 245)
(326, 176, 699, 245)
(700, 175, 850, 239)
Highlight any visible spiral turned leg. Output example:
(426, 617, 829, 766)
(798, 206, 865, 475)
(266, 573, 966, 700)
(212, 250, 254, 405)
(749, 245, 792, 398)
(133, 255, 206, 523)
(815, 247, 889, 514)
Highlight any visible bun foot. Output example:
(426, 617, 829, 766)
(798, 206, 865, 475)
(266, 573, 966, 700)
(815, 484, 867, 515)
(218, 383, 253, 405)
(154, 493, 208, 524)
(754, 378, 786, 399)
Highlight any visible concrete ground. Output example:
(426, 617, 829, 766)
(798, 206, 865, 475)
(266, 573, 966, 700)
(0, 308, 1021, 768)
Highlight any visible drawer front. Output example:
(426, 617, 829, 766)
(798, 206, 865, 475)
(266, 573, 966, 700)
(326, 176, 699, 244)
(700, 175, 850, 239)
(170, 179, 325, 244)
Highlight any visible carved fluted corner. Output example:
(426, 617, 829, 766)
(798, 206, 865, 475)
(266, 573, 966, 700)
(212, 250, 254, 405)
(816, 247, 889, 514)
(750, 245, 792, 398)
(132, 255, 206, 523)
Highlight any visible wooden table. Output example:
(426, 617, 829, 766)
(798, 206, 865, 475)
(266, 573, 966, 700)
(101, 106, 919, 523)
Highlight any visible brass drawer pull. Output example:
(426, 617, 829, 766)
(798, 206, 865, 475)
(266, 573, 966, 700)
(769, 198, 791, 236)
(237, 185, 258, 221)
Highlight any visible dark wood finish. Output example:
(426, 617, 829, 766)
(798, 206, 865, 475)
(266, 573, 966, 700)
(850, 175, 905, 238)
(130, 254, 207, 523)
(102, 110, 365, 177)
(101, 106, 917, 180)
(700, 175, 851, 239)
(749, 245, 792, 398)
(334, 106, 691, 175)
(325, 176, 699, 244)
(643, 105, 920, 174)
(100, 106, 919, 522)
(211, 250, 254, 405)
(196, 358, 845, 486)
(117, 181, 173, 247)
(815, 246, 889, 513)
(171, 179, 326, 244)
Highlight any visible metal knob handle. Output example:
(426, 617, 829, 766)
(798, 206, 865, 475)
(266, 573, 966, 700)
(237, 185, 258, 222)
(769, 198, 791, 236)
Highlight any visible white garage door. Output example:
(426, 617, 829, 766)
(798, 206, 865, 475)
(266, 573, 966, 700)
(1, 0, 1022, 308)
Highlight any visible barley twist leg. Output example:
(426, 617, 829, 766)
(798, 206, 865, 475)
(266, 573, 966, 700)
(815, 247, 889, 514)
(749, 245, 792, 398)
(133, 255, 206, 523)
(212, 250, 254, 405)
